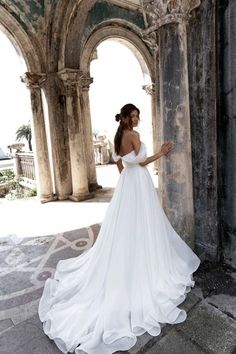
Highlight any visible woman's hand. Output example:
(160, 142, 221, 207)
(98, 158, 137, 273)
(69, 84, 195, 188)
(160, 141, 173, 156)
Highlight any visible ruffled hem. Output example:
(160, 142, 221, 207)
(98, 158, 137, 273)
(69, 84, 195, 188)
(38, 273, 197, 354)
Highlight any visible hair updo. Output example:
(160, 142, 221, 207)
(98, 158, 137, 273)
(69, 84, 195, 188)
(114, 103, 140, 154)
(115, 113, 121, 122)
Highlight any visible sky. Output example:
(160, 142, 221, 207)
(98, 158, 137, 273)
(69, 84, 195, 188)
(90, 39, 153, 153)
(0, 34, 153, 153)
(0, 31, 31, 151)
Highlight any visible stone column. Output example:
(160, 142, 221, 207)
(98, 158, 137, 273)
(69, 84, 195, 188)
(142, 0, 201, 246)
(21, 72, 55, 203)
(58, 69, 92, 201)
(80, 73, 100, 192)
(142, 83, 159, 172)
(220, 1, 236, 267)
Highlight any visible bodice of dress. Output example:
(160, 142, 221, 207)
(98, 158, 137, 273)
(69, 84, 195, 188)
(112, 142, 147, 167)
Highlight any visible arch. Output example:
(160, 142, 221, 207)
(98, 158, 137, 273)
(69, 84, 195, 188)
(0, 6, 42, 72)
(80, 24, 154, 81)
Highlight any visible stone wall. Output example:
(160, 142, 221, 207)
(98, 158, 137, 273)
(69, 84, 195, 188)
(218, 0, 236, 268)
(187, 0, 218, 260)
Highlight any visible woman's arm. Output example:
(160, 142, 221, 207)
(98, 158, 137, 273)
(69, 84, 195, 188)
(131, 131, 141, 155)
(116, 159, 124, 173)
(139, 142, 173, 167)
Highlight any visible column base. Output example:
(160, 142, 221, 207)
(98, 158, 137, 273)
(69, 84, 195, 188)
(69, 192, 94, 202)
(57, 194, 70, 201)
(89, 183, 102, 193)
(40, 194, 57, 204)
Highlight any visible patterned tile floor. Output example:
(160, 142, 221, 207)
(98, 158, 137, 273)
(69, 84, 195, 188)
(0, 223, 101, 332)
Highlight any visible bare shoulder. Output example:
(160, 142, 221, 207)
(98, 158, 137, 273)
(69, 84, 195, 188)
(131, 130, 139, 136)
(125, 130, 140, 139)
(130, 130, 140, 143)
(122, 130, 140, 151)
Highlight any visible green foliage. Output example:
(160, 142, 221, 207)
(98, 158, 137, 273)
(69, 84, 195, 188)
(0, 169, 15, 183)
(26, 187, 37, 197)
(0, 169, 37, 200)
(16, 123, 32, 151)
(2, 171, 24, 200)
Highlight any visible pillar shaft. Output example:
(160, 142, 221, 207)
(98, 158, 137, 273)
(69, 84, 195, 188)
(141, 1, 201, 247)
(21, 72, 55, 203)
(80, 76, 100, 191)
(159, 21, 194, 245)
(44, 75, 72, 200)
(66, 93, 90, 200)
(58, 69, 92, 201)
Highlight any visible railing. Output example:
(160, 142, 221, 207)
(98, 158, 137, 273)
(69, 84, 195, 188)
(13, 139, 111, 185)
(14, 152, 36, 184)
(94, 142, 110, 165)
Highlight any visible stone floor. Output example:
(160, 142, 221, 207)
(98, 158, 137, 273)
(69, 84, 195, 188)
(0, 166, 236, 354)
(0, 221, 236, 354)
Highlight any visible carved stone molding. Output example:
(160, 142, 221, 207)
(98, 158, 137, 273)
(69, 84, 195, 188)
(142, 83, 156, 96)
(58, 69, 93, 95)
(81, 74, 93, 92)
(141, 0, 201, 33)
(20, 72, 46, 89)
(141, 31, 159, 53)
(58, 68, 81, 96)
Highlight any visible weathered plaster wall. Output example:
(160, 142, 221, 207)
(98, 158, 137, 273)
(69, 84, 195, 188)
(65, 0, 145, 68)
(187, 0, 218, 260)
(85, 1, 144, 30)
(0, 0, 53, 69)
(219, 0, 236, 268)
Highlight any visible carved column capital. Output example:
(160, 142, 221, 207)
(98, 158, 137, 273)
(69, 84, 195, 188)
(142, 83, 156, 96)
(20, 72, 46, 89)
(141, 0, 201, 33)
(81, 74, 93, 92)
(58, 69, 93, 95)
(58, 68, 81, 96)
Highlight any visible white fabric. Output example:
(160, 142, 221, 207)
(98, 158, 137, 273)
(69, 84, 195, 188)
(38, 142, 200, 354)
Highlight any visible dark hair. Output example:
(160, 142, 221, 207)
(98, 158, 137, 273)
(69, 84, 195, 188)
(114, 103, 140, 154)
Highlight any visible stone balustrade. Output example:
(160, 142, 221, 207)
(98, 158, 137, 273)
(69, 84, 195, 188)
(15, 152, 35, 180)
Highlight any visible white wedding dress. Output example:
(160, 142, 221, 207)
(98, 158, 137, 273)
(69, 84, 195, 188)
(38, 142, 200, 354)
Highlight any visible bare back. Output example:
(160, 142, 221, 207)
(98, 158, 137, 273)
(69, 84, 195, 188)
(119, 130, 141, 157)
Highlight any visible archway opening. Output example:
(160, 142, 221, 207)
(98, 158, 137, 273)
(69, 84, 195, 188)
(0, 30, 37, 200)
(0, 31, 31, 150)
(89, 38, 156, 188)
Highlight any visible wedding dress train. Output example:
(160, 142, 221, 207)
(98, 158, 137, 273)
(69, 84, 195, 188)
(38, 142, 200, 354)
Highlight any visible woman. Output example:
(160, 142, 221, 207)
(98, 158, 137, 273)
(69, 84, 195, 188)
(39, 103, 200, 354)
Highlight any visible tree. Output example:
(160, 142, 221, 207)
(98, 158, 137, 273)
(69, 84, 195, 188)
(16, 123, 32, 151)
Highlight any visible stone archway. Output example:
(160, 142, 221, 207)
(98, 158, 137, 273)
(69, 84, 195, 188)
(80, 25, 159, 185)
(0, 7, 54, 202)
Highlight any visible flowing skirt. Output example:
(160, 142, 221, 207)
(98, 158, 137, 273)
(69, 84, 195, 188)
(38, 164, 200, 354)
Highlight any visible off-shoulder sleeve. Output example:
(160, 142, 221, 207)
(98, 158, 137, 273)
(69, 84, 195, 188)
(122, 142, 147, 164)
(112, 152, 121, 162)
